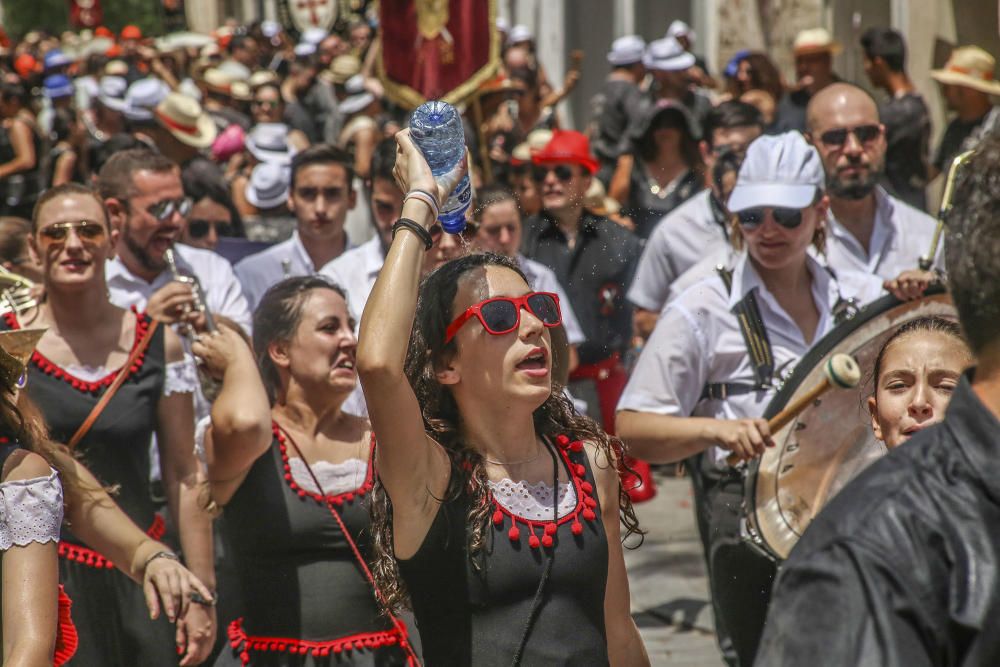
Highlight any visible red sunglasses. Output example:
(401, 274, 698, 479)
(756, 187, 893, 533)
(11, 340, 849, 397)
(444, 292, 562, 343)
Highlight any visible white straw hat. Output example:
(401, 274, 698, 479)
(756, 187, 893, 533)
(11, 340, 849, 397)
(643, 37, 695, 72)
(154, 92, 218, 148)
(246, 123, 297, 165)
(245, 162, 291, 209)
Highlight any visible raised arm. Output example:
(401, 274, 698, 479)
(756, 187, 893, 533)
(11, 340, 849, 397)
(192, 324, 272, 506)
(356, 130, 459, 555)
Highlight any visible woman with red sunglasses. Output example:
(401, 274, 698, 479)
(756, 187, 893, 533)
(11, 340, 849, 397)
(357, 131, 648, 666)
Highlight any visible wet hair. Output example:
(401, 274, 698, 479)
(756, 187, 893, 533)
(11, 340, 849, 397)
(945, 136, 1000, 355)
(289, 143, 355, 191)
(369, 252, 642, 611)
(32, 183, 109, 231)
(860, 27, 906, 73)
(868, 316, 968, 395)
(703, 101, 764, 148)
(472, 184, 518, 219)
(252, 276, 349, 403)
(97, 147, 178, 202)
(182, 170, 245, 238)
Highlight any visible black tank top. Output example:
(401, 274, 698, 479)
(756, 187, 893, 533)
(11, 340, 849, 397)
(397, 434, 610, 666)
(220, 424, 398, 643)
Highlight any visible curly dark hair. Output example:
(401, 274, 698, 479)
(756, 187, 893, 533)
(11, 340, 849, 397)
(369, 252, 642, 611)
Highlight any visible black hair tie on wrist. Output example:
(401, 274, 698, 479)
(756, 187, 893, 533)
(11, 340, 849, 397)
(392, 218, 434, 250)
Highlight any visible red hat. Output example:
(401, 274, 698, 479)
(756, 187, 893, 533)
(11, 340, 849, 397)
(120, 25, 142, 41)
(95, 26, 113, 38)
(13, 54, 38, 79)
(532, 129, 599, 174)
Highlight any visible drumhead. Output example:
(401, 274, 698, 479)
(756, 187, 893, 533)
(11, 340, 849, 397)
(745, 289, 955, 560)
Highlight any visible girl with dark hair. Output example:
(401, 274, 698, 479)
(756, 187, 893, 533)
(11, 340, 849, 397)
(612, 101, 704, 239)
(180, 171, 245, 251)
(194, 276, 413, 666)
(357, 130, 647, 665)
(867, 316, 971, 449)
(0, 82, 43, 218)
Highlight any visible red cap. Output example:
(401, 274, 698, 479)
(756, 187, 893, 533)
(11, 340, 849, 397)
(532, 129, 599, 174)
(120, 25, 142, 41)
(13, 54, 37, 79)
(105, 44, 123, 58)
(95, 26, 113, 38)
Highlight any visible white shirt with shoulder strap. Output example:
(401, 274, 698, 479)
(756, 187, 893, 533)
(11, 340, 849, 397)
(617, 252, 884, 467)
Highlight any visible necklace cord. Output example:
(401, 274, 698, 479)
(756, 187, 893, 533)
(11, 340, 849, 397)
(277, 424, 420, 666)
(509, 437, 559, 666)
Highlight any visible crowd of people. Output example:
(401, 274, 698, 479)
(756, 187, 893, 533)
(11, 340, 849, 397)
(0, 10, 998, 667)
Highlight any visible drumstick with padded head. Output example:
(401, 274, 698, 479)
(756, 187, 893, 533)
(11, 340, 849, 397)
(726, 353, 862, 467)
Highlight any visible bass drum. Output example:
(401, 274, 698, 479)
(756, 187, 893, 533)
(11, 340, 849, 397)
(744, 290, 956, 561)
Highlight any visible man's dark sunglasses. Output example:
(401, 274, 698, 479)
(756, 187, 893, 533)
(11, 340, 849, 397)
(737, 207, 804, 230)
(531, 164, 575, 183)
(819, 124, 881, 148)
(188, 219, 234, 239)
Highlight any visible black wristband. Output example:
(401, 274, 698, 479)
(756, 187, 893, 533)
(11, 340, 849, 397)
(392, 218, 434, 250)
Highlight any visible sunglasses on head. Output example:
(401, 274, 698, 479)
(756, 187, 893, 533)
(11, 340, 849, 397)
(445, 291, 561, 343)
(736, 207, 804, 230)
(37, 220, 107, 249)
(144, 196, 193, 223)
(531, 164, 575, 183)
(819, 124, 881, 148)
(188, 219, 234, 239)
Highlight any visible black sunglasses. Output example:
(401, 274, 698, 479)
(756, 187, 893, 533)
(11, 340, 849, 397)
(819, 124, 881, 148)
(188, 219, 234, 239)
(531, 164, 575, 183)
(737, 207, 804, 230)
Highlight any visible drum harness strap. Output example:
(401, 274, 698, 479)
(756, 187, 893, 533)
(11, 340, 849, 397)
(699, 263, 861, 403)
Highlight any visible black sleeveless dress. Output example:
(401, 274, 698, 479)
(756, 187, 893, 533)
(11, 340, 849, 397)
(215, 423, 411, 667)
(2, 309, 179, 666)
(397, 434, 610, 666)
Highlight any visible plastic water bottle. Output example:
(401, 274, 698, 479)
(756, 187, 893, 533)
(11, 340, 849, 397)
(408, 101, 472, 233)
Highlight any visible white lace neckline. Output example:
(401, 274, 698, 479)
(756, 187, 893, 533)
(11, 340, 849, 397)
(488, 477, 577, 521)
(286, 457, 368, 497)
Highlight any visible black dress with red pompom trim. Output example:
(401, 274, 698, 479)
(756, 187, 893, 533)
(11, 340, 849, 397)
(397, 434, 611, 667)
(214, 424, 409, 667)
(1, 309, 180, 666)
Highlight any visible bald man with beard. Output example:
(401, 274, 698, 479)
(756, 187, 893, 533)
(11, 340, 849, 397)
(806, 83, 939, 283)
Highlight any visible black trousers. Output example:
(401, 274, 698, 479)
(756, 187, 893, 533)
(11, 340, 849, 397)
(689, 454, 776, 667)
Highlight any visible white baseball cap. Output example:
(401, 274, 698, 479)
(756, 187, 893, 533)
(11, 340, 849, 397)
(607, 35, 646, 66)
(507, 24, 532, 46)
(727, 132, 825, 212)
(643, 36, 695, 72)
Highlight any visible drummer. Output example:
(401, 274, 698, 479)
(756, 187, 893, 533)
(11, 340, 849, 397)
(868, 315, 972, 449)
(615, 131, 892, 667)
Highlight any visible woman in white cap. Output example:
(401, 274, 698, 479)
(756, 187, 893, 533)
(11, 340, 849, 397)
(616, 131, 890, 666)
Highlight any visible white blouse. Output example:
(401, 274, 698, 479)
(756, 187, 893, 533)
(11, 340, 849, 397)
(0, 469, 63, 550)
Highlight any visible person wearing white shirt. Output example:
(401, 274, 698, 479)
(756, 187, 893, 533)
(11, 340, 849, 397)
(98, 148, 252, 333)
(616, 132, 896, 667)
(806, 83, 940, 280)
(627, 101, 763, 340)
(235, 144, 357, 310)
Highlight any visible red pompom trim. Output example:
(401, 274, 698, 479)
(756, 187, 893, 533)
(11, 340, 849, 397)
(59, 514, 165, 569)
(227, 618, 409, 666)
(7, 308, 151, 394)
(273, 423, 374, 505)
(53, 585, 79, 666)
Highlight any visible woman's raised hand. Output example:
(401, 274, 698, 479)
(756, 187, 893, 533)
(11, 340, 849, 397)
(392, 128, 467, 208)
(191, 324, 247, 381)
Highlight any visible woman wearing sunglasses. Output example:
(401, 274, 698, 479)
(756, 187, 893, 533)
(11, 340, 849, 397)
(357, 131, 648, 666)
(1, 183, 215, 666)
(616, 132, 887, 666)
(193, 276, 415, 666)
(180, 171, 245, 252)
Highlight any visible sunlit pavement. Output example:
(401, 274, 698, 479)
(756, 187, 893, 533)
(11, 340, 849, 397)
(626, 473, 725, 666)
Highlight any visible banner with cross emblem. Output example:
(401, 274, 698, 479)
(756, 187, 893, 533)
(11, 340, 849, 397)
(377, 0, 500, 108)
(277, 0, 339, 36)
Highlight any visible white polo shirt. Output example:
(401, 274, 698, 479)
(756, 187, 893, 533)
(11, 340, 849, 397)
(235, 230, 352, 312)
(825, 187, 940, 279)
(106, 243, 252, 333)
(617, 252, 884, 465)
(626, 190, 731, 312)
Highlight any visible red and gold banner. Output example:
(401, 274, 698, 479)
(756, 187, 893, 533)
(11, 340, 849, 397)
(68, 0, 103, 28)
(377, 0, 500, 109)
